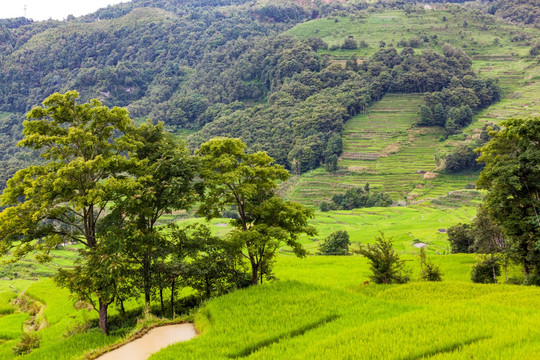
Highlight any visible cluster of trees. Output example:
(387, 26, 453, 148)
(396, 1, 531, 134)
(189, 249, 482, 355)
(0, 112, 34, 192)
(448, 205, 512, 284)
(334, 36, 369, 50)
(319, 184, 393, 211)
(446, 116, 540, 285)
(482, 0, 540, 28)
(476, 116, 540, 284)
(421, 75, 500, 134)
(0, 1, 299, 114)
(0, 1, 510, 185)
(439, 124, 497, 173)
(417, 47, 501, 134)
(0, 92, 315, 334)
(318, 230, 351, 256)
(192, 42, 495, 173)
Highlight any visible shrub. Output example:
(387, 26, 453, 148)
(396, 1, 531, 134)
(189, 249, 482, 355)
(418, 248, 442, 281)
(355, 233, 410, 284)
(447, 223, 475, 253)
(318, 230, 351, 255)
(342, 37, 357, 50)
(471, 257, 500, 284)
(319, 202, 329, 212)
(13, 332, 40, 355)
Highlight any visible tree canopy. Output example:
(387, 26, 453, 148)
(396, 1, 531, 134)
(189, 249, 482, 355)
(477, 116, 540, 284)
(0, 91, 143, 333)
(197, 137, 316, 285)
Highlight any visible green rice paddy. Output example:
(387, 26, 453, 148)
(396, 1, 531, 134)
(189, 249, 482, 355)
(151, 255, 540, 360)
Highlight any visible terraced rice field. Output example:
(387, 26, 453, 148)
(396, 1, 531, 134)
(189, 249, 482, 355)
(472, 57, 539, 123)
(286, 94, 461, 205)
(284, 56, 537, 207)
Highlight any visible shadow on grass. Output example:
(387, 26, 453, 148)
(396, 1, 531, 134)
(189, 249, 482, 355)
(404, 335, 491, 360)
(230, 314, 341, 358)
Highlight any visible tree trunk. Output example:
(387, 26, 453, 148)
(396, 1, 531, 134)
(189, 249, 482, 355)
(120, 298, 126, 318)
(170, 279, 175, 320)
(491, 254, 498, 284)
(143, 258, 151, 317)
(160, 287, 164, 317)
(251, 263, 258, 285)
(99, 298, 109, 335)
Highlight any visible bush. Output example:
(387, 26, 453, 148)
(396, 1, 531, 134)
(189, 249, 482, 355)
(418, 248, 442, 281)
(13, 332, 40, 355)
(471, 257, 500, 284)
(342, 37, 357, 50)
(447, 223, 475, 253)
(318, 230, 351, 255)
(355, 233, 410, 284)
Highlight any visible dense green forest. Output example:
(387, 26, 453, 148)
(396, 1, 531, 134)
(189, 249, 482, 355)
(1, 0, 533, 191)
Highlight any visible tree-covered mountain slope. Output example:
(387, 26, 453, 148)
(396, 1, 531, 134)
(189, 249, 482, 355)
(0, 0, 538, 197)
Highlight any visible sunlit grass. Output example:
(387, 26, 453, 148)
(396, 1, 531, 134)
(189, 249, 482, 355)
(152, 254, 540, 360)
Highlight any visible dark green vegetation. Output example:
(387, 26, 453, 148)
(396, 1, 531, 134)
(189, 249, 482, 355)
(355, 233, 410, 284)
(318, 230, 351, 255)
(0, 91, 315, 336)
(1, 0, 537, 194)
(477, 116, 540, 284)
(319, 184, 393, 211)
(0, 0, 539, 359)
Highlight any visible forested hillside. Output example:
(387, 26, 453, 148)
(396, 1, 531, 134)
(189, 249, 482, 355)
(0, 0, 538, 192)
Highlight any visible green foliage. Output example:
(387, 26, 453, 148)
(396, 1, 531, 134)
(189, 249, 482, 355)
(418, 248, 442, 282)
(342, 36, 357, 50)
(321, 185, 393, 211)
(484, 0, 540, 28)
(12, 332, 40, 355)
(477, 116, 540, 282)
(171, 223, 246, 299)
(0, 91, 144, 334)
(447, 223, 475, 253)
(471, 257, 501, 284)
(318, 230, 351, 256)
(444, 143, 484, 173)
(355, 233, 410, 284)
(197, 137, 316, 285)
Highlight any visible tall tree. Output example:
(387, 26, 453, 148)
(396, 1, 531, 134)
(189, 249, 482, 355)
(477, 116, 540, 284)
(0, 91, 142, 334)
(197, 137, 316, 285)
(107, 120, 197, 315)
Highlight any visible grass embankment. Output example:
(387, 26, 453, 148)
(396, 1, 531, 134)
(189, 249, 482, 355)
(151, 254, 540, 360)
(0, 279, 122, 360)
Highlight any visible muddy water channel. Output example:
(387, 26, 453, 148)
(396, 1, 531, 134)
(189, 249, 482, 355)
(96, 323, 197, 360)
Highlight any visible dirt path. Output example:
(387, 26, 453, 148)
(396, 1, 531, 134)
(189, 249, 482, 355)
(96, 323, 197, 360)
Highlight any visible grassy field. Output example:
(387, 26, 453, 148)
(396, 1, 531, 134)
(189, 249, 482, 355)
(286, 9, 537, 58)
(302, 199, 479, 255)
(0, 198, 480, 359)
(151, 254, 540, 360)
